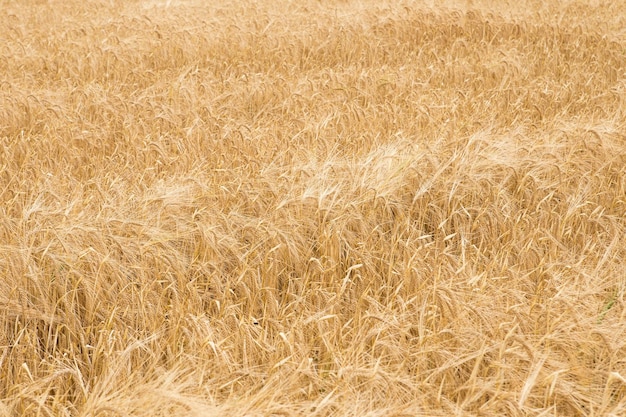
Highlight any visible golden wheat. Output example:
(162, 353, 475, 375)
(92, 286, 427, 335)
(1, 0, 626, 415)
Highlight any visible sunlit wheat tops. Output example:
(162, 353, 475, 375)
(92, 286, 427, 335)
(1, 0, 626, 415)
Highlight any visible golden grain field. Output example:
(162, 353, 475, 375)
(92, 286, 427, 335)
(1, 0, 626, 415)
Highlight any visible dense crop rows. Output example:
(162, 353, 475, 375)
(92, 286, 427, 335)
(1, 0, 626, 415)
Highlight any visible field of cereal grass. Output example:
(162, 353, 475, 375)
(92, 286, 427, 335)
(1, 0, 626, 415)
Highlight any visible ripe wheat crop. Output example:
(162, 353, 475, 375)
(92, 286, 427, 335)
(1, 0, 626, 415)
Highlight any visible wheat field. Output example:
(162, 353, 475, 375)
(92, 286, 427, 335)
(1, 0, 626, 415)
